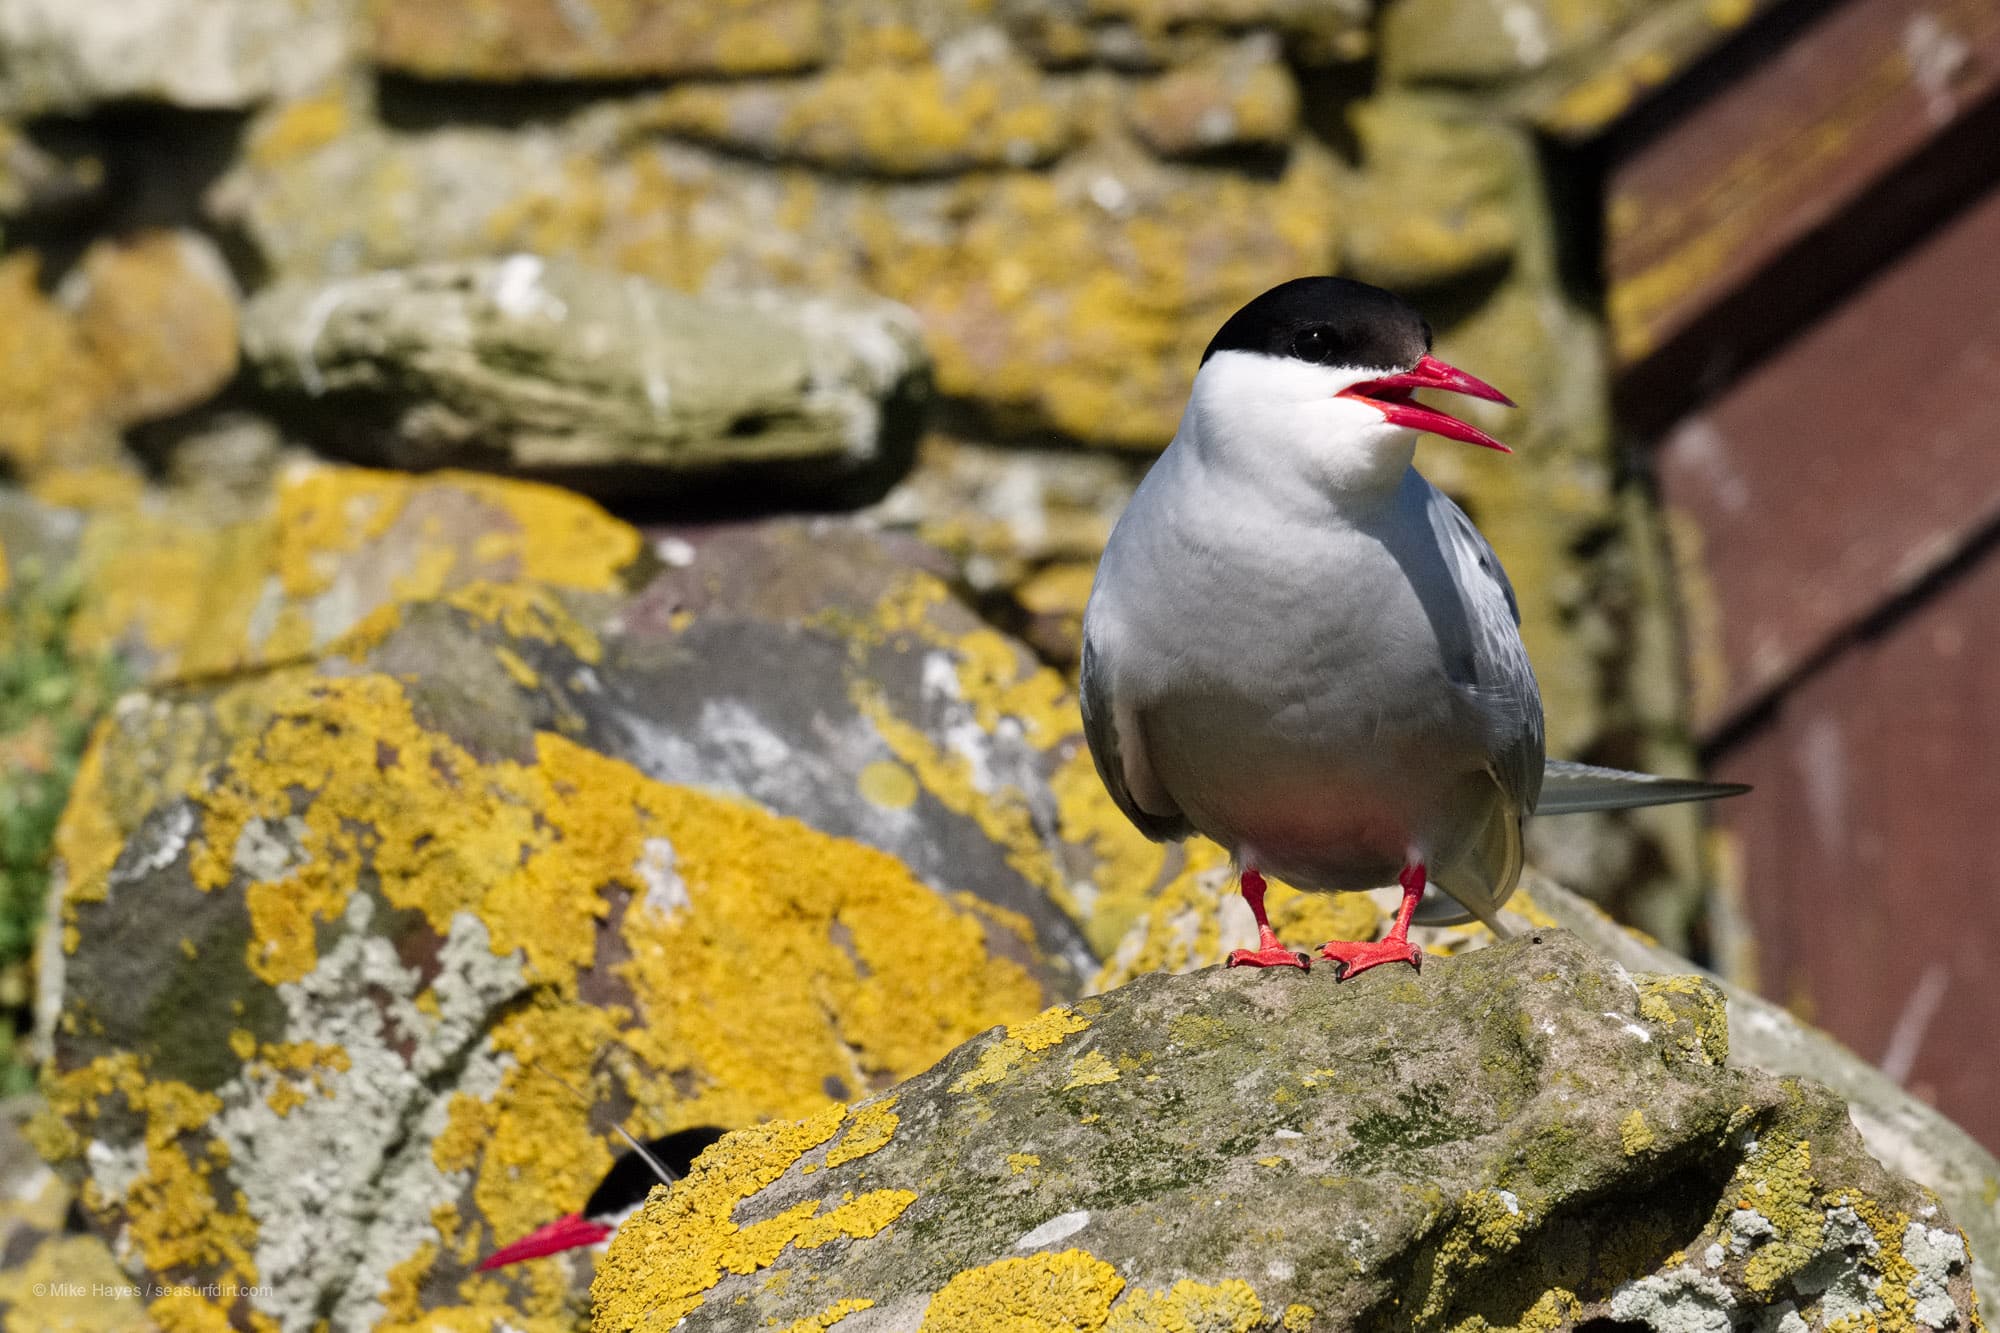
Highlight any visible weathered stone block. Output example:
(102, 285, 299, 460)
(241, 258, 930, 497)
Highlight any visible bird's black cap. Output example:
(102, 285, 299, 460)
(583, 1125, 729, 1220)
(1201, 276, 1432, 372)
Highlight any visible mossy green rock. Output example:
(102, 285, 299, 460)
(593, 932, 1981, 1332)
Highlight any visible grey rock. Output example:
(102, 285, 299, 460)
(592, 931, 1981, 1331)
(0, 0, 354, 116)
(240, 258, 930, 499)
(1528, 875, 2000, 1295)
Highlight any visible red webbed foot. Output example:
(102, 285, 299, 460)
(1227, 869, 1311, 970)
(1227, 939, 1312, 971)
(1317, 936, 1423, 980)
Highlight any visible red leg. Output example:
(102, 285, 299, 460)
(1318, 861, 1426, 981)
(1226, 868, 1310, 971)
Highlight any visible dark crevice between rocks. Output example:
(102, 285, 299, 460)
(1360, 1136, 1744, 1333)
(5, 103, 253, 290)
(1292, 60, 1372, 167)
(374, 72, 681, 132)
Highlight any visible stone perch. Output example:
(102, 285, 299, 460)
(593, 931, 1981, 1332)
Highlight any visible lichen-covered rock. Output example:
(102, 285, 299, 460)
(215, 87, 1344, 450)
(1341, 95, 1524, 289)
(39, 640, 1058, 1330)
(240, 258, 929, 498)
(0, 0, 353, 116)
(0, 1098, 156, 1331)
(52, 460, 644, 683)
(1380, 0, 1648, 86)
(1002, 0, 1372, 67)
(1527, 876, 2000, 1296)
(0, 231, 239, 488)
(59, 230, 240, 427)
(365, 0, 826, 80)
(593, 932, 1983, 1332)
(1125, 33, 1299, 157)
(642, 52, 1080, 175)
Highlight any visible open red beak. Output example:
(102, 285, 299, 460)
(477, 1212, 614, 1270)
(1339, 353, 1516, 453)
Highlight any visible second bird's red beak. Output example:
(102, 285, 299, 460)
(477, 1212, 614, 1270)
(1339, 353, 1516, 453)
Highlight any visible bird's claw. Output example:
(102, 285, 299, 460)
(1319, 937, 1423, 981)
(1226, 945, 1311, 971)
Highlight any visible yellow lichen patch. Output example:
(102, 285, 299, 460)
(608, 768, 1047, 1133)
(40, 1054, 256, 1286)
(918, 1250, 1126, 1332)
(0, 252, 113, 479)
(1619, 1110, 1655, 1156)
(1064, 1050, 1120, 1090)
(591, 1106, 849, 1329)
(1105, 1276, 1263, 1331)
(1281, 1303, 1317, 1331)
(825, 1097, 900, 1169)
(1634, 974, 1730, 1067)
(1092, 858, 1386, 991)
(857, 759, 919, 810)
(952, 1006, 1090, 1093)
(1735, 1137, 1819, 1295)
(779, 1299, 877, 1332)
(1008, 1153, 1041, 1175)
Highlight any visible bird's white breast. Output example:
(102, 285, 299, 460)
(1089, 441, 1493, 889)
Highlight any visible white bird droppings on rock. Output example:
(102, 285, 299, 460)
(1013, 1210, 1091, 1249)
(635, 837, 690, 916)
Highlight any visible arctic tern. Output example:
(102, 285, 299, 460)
(1080, 276, 1745, 977)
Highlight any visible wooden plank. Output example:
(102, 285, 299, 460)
(1606, 0, 2000, 380)
(1656, 175, 2000, 731)
(1712, 542, 2000, 1151)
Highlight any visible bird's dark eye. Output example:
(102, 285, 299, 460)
(1292, 326, 1337, 363)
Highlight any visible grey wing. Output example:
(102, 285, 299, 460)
(1078, 629, 1194, 843)
(1424, 485, 1545, 817)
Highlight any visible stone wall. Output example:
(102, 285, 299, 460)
(0, 2, 1761, 938)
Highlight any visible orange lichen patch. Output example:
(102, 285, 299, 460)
(824, 1096, 900, 1170)
(917, 1250, 1125, 1332)
(40, 1054, 255, 1283)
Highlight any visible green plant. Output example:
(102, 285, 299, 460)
(0, 560, 122, 1094)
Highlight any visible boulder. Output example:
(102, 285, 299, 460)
(39, 635, 1060, 1332)
(1094, 864, 2000, 1294)
(593, 931, 1982, 1332)
(35, 510, 1136, 1330)
(0, 0, 352, 116)
(240, 259, 930, 500)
